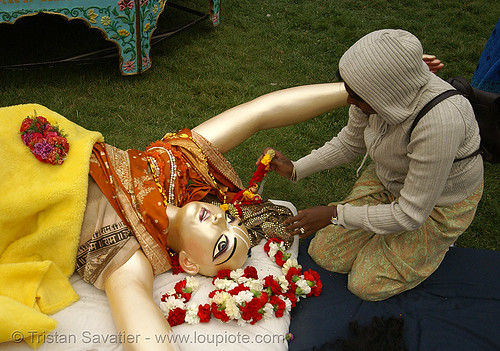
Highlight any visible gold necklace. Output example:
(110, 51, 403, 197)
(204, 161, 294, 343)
(163, 132, 228, 205)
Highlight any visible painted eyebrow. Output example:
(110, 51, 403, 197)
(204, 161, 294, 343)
(215, 237, 237, 265)
(225, 211, 242, 226)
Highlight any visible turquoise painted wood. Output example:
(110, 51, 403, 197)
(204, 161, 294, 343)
(0, 0, 221, 75)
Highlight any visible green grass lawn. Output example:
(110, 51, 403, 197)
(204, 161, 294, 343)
(1, 0, 499, 249)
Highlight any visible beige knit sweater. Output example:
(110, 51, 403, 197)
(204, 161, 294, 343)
(294, 30, 483, 234)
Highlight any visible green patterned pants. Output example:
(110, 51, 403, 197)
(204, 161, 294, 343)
(308, 164, 483, 301)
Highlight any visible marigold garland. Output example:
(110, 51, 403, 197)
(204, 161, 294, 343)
(20, 113, 69, 165)
(231, 149, 275, 215)
(159, 238, 322, 327)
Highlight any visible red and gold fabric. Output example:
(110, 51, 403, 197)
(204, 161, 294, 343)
(86, 129, 244, 276)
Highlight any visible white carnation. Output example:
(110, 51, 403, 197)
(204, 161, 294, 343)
(185, 277, 199, 292)
(230, 268, 244, 281)
(268, 242, 280, 258)
(283, 297, 292, 312)
(277, 275, 289, 292)
(159, 295, 185, 314)
(185, 305, 200, 325)
(214, 278, 238, 290)
(263, 303, 274, 319)
(245, 279, 264, 291)
(282, 258, 301, 275)
(225, 298, 241, 320)
(234, 290, 254, 305)
(210, 290, 231, 305)
(296, 278, 311, 296)
(165, 288, 176, 296)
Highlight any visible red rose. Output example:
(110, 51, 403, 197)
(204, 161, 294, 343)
(167, 307, 186, 327)
(264, 241, 271, 253)
(43, 124, 54, 134)
(44, 131, 59, 139)
(36, 116, 48, 125)
(257, 291, 269, 306)
(197, 304, 211, 323)
(211, 302, 230, 322)
(270, 295, 286, 317)
(228, 284, 249, 295)
(212, 269, 232, 284)
(275, 251, 287, 267)
(285, 267, 302, 283)
(283, 291, 297, 308)
(20, 118, 33, 132)
(29, 132, 43, 145)
(243, 266, 258, 279)
(240, 298, 264, 324)
(174, 280, 187, 294)
(289, 281, 298, 295)
(170, 253, 184, 274)
(304, 269, 323, 296)
(264, 275, 282, 295)
(180, 292, 192, 302)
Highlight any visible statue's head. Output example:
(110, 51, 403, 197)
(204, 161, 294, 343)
(174, 201, 251, 276)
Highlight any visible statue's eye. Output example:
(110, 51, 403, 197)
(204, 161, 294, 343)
(213, 234, 229, 261)
(225, 211, 235, 223)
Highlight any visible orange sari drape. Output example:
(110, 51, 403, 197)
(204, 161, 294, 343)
(88, 129, 243, 275)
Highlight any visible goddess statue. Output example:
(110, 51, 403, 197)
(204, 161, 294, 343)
(94, 83, 348, 350)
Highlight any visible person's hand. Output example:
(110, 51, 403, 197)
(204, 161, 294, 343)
(256, 147, 294, 179)
(283, 205, 337, 238)
(422, 54, 444, 73)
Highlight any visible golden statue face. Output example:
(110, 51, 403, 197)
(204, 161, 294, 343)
(176, 202, 251, 276)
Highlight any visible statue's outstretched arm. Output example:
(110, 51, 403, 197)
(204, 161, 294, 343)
(193, 83, 348, 153)
(105, 250, 176, 351)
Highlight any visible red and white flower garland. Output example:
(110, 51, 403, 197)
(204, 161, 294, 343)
(159, 238, 322, 327)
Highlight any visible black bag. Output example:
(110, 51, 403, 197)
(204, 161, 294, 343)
(410, 76, 500, 163)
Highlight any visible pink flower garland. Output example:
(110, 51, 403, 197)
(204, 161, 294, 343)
(159, 238, 322, 327)
(20, 114, 69, 165)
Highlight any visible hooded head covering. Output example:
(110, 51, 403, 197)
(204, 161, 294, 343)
(339, 29, 432, 125)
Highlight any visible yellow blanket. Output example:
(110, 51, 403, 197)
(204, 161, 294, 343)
(0, 104, 103, 348)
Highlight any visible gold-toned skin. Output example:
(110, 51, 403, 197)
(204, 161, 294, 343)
(104, 82, 350, 350)
(194, 83, 348, 153)
(167, 202, 251, 276)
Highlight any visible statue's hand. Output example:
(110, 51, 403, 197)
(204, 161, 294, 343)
(423, 54, 444, 73)
(256, 147, 294, 179)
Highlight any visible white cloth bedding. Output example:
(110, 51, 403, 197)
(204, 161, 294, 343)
(2, 201, 298, 351)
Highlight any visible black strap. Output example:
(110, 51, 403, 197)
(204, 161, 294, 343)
(447, 76, 476, 102)
(409, 89, 481, 162)
(409, 90, 462, 137)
